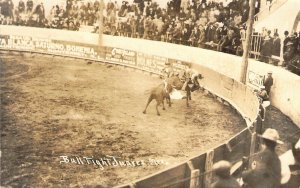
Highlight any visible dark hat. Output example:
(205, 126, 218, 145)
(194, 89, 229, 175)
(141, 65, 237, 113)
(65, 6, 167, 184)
(213, 160, 231, 178)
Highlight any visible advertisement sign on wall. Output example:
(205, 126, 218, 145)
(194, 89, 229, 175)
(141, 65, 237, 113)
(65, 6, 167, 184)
(0, 35, 105, 60)
(105, 47, 136, 66)
(136, 52, 167, 74)
(247, 70, 265, 89)
(168, 59, 191, 72)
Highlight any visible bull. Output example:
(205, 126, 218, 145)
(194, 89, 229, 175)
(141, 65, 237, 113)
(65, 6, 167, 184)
(143, 82, 173, 116)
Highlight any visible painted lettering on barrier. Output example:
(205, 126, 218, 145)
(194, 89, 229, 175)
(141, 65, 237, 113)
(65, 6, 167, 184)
(168, 59, 191, 72)
(136, 52, 167, 74)
(105, 47, 136, 66)
(0, 35, 104, 60)
(247, 71, 264, 88)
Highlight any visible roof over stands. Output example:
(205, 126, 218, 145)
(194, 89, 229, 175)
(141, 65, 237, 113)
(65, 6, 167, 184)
(254, 0, 300, 35)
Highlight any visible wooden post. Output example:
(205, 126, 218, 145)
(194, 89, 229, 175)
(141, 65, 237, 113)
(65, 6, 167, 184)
(203, 150, 214, 188)
(187, 161, 200, 188)
(248, 132, 257, 169)
(98, 0, 104, 48)
(240, 0, 256, 84)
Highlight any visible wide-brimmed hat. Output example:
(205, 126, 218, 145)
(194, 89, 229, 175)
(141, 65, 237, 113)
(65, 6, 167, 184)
(267, 71, 272, 74)
(258, 128, 283, 144)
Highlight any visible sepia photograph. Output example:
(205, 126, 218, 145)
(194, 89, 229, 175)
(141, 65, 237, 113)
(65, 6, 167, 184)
(0, 0, 300, 187)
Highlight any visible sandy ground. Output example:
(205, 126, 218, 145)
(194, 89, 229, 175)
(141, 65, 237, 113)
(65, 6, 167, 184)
(0, 51, 298, 187)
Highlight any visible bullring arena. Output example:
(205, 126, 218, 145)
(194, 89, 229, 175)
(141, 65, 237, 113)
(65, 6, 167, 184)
(1, 1, 300, 186)
(0, 51, 247, 187)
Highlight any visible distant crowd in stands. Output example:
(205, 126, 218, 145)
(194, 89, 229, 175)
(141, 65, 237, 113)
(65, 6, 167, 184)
(257, 29, 300, 64)
(100, 0, 250, 56)
(1, 0, 299, 73)
(0, 0, 81, 30)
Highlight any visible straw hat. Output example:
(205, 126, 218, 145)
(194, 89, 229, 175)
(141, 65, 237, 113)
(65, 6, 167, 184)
(258, 128, 283, 144)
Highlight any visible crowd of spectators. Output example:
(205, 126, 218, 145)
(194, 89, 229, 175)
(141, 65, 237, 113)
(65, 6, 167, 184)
(100, 0, 250, 56)
(257, 28, 300, 65)
(0, 0, 81, 30)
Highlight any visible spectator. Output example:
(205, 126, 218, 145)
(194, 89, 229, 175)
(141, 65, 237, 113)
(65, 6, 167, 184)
(260, 30, 273, 63)
(283, 31, 290, 54)
(26, 0, 33, 13)
(272, 32, 281, 57)
(280, 138, 300, 188)
(18, 0, 25, 13)
(242, 128, 282, 188)
(263, 71, 273, 96)
(211, 160, 241, 188)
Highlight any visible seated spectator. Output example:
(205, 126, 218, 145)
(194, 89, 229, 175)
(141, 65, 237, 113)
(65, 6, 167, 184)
(257, 85, 269, 102)
(242, 128, 282, 188)
(211, 160, 241, 188)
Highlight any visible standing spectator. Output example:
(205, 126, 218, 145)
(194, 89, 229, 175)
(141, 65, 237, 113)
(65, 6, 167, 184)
(272, 32, 281, 57)
(211, 160, 241, 188)
(242, 128, 282, 188)
(143, 16, 152, 39)
(26, 0, 33, 13)
(260, 30, 273, 63)
(283, 31, 290, 54)
(129, 15, 137, 37)
(7, 0, 14, 22)
(18, 0, 25, 13)
(263, 71, 273, 96)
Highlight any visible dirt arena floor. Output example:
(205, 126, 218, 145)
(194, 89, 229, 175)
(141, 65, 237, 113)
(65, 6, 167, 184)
(0, 51, 298, 187)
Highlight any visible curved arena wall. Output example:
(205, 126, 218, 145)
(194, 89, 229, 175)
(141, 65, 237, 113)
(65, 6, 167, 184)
(1, 26, 299, 127)
(0, 26, 296, 187)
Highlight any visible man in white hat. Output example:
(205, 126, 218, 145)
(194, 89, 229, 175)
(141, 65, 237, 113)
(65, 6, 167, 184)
(280, 138, 300, 187)
(242, 128, 282, 188)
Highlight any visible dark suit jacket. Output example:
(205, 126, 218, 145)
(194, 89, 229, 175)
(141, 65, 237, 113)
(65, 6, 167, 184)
(242, 147, 281, 188)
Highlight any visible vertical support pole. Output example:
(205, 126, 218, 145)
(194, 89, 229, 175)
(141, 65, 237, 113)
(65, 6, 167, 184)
(248, 132, 257, 169)
(240, 0, 256, 83)
(203, 150, 214, 188)
(98, 0, 104, 47)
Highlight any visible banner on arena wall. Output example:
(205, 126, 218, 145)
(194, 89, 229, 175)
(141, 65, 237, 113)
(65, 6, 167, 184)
(167, 59, 191, 72)
(247, 70, 265, 89)
(105, 47, 137, 67)
(136, 52, 167, 74)
(0, 35, 106, 60)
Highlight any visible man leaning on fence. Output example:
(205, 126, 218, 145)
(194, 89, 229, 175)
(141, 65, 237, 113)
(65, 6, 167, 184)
(211, 160, 241, 188)
(242, 128, 282, 188)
